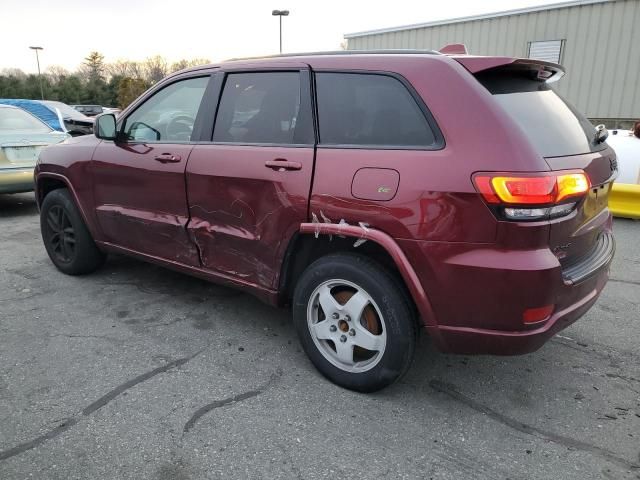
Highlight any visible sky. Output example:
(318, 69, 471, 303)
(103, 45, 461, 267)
(1, 0, 563, 73)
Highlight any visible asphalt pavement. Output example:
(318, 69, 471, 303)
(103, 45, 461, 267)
(1, 192, 639, 480)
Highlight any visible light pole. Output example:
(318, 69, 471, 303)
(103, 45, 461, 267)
(29, 46, 44, 100)
(271, 10, 289, 54)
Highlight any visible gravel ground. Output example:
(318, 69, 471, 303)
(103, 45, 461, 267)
(1, 192, 639, 480)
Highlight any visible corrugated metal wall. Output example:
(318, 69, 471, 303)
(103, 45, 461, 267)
(346, 0, 640, 120)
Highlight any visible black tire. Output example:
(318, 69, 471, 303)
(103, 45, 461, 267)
(40, 188, 105, 275)
(293, 253, 416, 392)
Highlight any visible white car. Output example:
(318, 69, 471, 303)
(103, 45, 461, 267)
(605, 128, 640, 219)
(606, 128, 640, 184)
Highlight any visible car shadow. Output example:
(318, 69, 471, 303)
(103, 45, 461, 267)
(0, 192, 38, 218)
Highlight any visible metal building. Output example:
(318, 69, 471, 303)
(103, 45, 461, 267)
(345, 0, 640, 127)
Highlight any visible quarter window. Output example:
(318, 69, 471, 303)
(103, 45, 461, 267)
(315, 73, 436, 147)
(213, 72, 307, 145)
(123, 76, 209, 143)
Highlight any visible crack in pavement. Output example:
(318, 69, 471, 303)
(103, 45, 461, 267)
(182, 368, 283, 434)
(47, 334, 123, 342)
(609, 278, 640, 287)
(0, 352, 201, 462)
(429, 379, 640, 471)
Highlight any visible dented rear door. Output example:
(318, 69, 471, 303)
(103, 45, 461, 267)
(186, 67, 315, 289)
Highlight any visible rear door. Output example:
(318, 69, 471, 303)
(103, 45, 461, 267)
(92, 74, 211, 265)
(474, 64, 617, 268)
(186, 68, 315, 289)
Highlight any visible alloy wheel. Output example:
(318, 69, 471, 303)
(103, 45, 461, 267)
(306, 279, 387, 373)
(45, 205, 76, 263)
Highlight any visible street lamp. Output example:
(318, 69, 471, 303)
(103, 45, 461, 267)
(272, 9, 289, 54)
(29, 46, 44, 100)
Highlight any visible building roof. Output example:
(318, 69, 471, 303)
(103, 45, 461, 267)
(344, 0, 611, 38)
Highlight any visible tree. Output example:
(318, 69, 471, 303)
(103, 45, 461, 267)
(46, 65, 70, 83)
(143, 55, 168, 84)
(170, 58, 211, 73)
(117, 77, 149, 109)
(106, 74, 124, 107)
(0, 54, 207, 105)
(54, 75, 84, 104)
(83, 51, 106, 81)
(77, 51, 109, 104)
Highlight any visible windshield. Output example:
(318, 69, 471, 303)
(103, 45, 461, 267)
(0, 106, 52, 134)
(476, 67, 605, 158)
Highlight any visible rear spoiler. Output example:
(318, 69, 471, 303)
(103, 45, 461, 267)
(438, 44, 565, 83)
(453, 56, 565, 83)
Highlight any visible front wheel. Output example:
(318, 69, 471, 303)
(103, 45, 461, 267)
(40, 188, 105, 275)
(293, 253, 416, 392)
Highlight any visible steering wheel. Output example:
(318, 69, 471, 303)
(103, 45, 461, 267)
(166, 115, 196, 141)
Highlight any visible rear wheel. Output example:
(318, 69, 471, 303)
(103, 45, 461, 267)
(40, 188, 105, 275)
(293, 253, 416, 392)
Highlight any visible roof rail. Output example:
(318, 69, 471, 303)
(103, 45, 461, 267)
(225, 49, 441, 62)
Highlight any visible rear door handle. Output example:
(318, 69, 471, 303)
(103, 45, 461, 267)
(264, 159, 302, 171)
(154, 153, 182, 163)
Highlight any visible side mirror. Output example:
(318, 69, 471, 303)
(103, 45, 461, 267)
(95, 113, 117, 140)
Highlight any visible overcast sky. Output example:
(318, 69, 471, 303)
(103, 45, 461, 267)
(1, 0, 562, 73)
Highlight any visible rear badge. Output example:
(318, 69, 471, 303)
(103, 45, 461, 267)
(377, 186, 391, 193)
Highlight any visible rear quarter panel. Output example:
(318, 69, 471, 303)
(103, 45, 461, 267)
(308, 55, 548, 243)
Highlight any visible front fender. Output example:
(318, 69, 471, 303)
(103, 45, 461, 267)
(35, 171, 101, 241)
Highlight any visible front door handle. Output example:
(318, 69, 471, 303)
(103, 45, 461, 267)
(264, 159, 302, 171)
(154, 153, 182, 163)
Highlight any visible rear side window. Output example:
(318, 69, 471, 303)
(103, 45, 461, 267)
(315, 73, 436, 148)
(213, 72, 310, 145)
(476, 66, 604, 158)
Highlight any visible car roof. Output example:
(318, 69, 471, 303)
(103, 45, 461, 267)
(172, 50, 443, 75)
(169, 50, 559, 82)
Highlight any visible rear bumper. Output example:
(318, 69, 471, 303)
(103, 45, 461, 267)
(426, 269, 608, 355)
(0, 167, 35, 194)
(398, 231, 614, 355)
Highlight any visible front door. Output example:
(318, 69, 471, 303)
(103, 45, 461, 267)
(186, 69, 315, 289)
(92, 75, 210, 265)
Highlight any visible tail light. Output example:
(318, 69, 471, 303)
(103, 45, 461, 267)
(473, 171, 590, 221)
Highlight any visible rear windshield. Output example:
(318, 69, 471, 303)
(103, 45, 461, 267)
(0, 107, 51, 134)
(476, 66, 604, 158)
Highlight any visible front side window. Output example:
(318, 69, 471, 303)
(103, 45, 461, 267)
(213, 72, 306, 145)
(315, 72, 436, 148)
(123, 76, 208, 142)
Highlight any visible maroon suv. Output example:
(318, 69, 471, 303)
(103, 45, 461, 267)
(35, 51, 616, 392)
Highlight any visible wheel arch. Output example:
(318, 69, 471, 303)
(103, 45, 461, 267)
(36, 172, 99, 240)
(279, 223, 438, 328)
